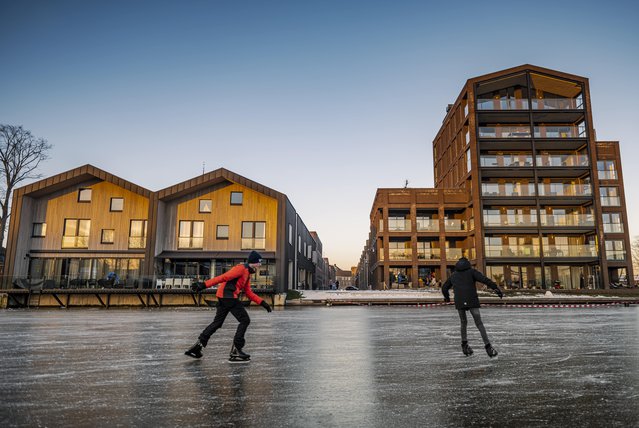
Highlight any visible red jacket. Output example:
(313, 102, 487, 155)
(204, 263, 263, 304)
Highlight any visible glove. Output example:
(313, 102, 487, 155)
(260, 300, 272, 313)
(443, 296, 450, 303)
(496, 289, 504, 299)
(194, 282, 207, 292)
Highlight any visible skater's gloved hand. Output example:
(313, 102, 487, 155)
(260, 300, 272, 312)
(496, 289, 504, 299)
(194, 282, 207, 292)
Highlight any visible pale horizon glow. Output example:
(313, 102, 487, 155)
(1, 1, 638, 269)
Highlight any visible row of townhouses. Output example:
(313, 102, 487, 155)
(3, 166, 330, 292)
(356, 64, 633, 291)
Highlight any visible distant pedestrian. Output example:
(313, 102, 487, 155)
(442, 257, 503, 358)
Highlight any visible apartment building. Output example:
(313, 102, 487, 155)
(359, 65, 632, 290)
(4, 165, 321, 293)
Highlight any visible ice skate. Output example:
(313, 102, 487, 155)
(228, 344, 251, 363)
(461, 341, 473, 356)
(485, 343, 498, 358)
(184, 340, 204, 359)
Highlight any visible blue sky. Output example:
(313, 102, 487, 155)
(1, 0, 638, 269)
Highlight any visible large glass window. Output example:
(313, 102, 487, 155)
(602, 213, 623, 233)
(129, 220, 147, 248)
(605, 240, 625, 261)
(530, 73, 583, 110)
(178, 220, 203, 249)
(62, 219, 90, 248)
(600, 187, 620, 206)
(242, 221, 266, 249)
(597, 160, 617, 180)
(388, 241, 411, 260)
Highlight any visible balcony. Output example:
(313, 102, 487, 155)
(478, 126, 531, 139)
(389, 249, 412, 261)
(481, 183, 536, 197)
(543, 245, 598, 258)
(539, 214, 595, 227)
(416, 220, 439, 232)
(534, 125, 586, 138)
(532, 98, 583, 110)
(485, 245, 540, 257)
(62, 236, 89, 249)
(536, 154, 589, 167)
(477, 99, 529, 111)
(444, 219, 467, 231)
(483, 214, 537, 227)
(480, 155, 533, 167)
(538, 184, 591, 197)
(417, 249, 441, 260)
(446, 248, 464, 260)
(388, 219, 411, 232)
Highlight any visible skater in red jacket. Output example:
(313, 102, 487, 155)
(185, 250, 272, 360)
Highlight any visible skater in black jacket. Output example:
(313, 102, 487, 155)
(442, 257, 503, 358)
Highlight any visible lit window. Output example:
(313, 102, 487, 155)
(62, 219, 90, 248)
(101, 229, 115, 244)
(32, 223, 46, 237)
(110, 198, 124, 212)
(199, 199, 212, 213)
(78, 188, 92, 202)
(217, 225, 229, 239)
(129, 220, 147, 248)
(230, 192, 243, 205)
(242, 221, 266, 249)
(178, 220, 204, 248)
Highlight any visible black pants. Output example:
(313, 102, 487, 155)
(199, 298, 251, 349)
(458, 307, 490, 345)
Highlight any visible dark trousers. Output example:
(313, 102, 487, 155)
(458, 307, 490, 345)
(199, 298, 251, 349)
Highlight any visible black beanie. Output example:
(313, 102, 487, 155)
(247, 250, 262, 264)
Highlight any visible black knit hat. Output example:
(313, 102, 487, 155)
(247, 250, 262, 264)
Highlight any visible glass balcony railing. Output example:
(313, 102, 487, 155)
(444, 219, 466, 231)
(597, 170, 618, 180)
(538, 184, 591, 197)
(417, 248, 441, 260)
(483, 214, 537, 227)
(603, 224, 624, 233)
(389, 249, 412, 260)
(481, 183, 536, 197)
(540, 214, 595, 227)
(536, 154, 589, 167)
(241, 238, 265, 250)
(485, 245, 540, 257)
(601, 197, 621, 206)
(532, 98, 584, 110)
(478, 126, 531, 139)
(480, 155, 533, 167)
(606, 250, 626, 261)
(388, 220, 411, 232)
(62, 236, 89, 248)
(416, 220, 439, 232)
(128, 237, 147, 249)
(543, 245, 598, 257)
(179, 237, 204, 249)
(477, 99, 529, 110)
(446, 248, 464, 260)
(534, 125, 586, 138)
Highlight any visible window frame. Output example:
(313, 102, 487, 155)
(199, 199, 213, 213)
(78, 188, 92, 203)
(110, 197, 124, 212)
(32, 222, 47, 238)
(101, 229, 115, 244)
(230, 192, 243, 205)
(216, 224, 229, 240)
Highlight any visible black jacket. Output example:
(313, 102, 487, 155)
(442, 258, 501, 310)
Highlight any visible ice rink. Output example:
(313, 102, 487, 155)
(1, 305, 638, 427)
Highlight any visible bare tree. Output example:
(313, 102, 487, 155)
(0, 125, 52, 248)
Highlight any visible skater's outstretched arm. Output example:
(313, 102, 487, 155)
(204, 264, 244, 288)
(472, 270, 503, 298)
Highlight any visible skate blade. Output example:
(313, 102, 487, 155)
(228, 358, 251, 363)
(185, 351, 203, 359)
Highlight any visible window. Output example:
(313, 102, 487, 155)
(129, 220, 147, 248)
(466, 149, 471, 173)
(216, 225, 229, 239)
(605, 240, 625, 261)
(199, 199, 212, 213)
(178, 220, 204, 248)
(242, 221, 266, 249)
(289, 224, 293, 245)
(32, 223, 46, 237)
(230, 192, 243, 205)
(110, 198, 124, 212)
(602, 213, 623, 233)
(101, 229, 115, 244)
(78, 188, 92, 202)
(308, 244, 312, 259)
(597, 160, 617, 180)
(298, 235, 302, 253)
(600, 187, 620, 206)
(62, 219, 90, 248)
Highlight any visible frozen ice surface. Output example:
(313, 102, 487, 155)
(1, 306, 639, 427)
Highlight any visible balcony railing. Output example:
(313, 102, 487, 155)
(241, 238, 266, 250)
(480, 155, 533, 167)
(417, 248, 441, 260)
(597, 170, 618, 180)
(444, 219, 466, 231)
(481, 183, 536, 197)
(477, 99, 529, 110)
(483, 214, 537, 227)
(62, 236, 89, 248)
(543, 245, 598, 257)
(416, 220, 439, 232)
(536, 154, 589, 167)
(178, 237, 204, 249)
(539, 214, 595, 227)
(603, 224, 624, 233)
(534, 125, 586, 138)
(446, 248, 464, 260)
(128, 237, 147, 249)
(601, 197, 621, 207)
(389, 249, 412, 260)
(531, 98, 583, 110)
(388, 220, 411, 232)
(538, 184, 591, 197)
(485, 245, 540, 257)
(478, 126, 531, 139)
(606, 250, 626, 261)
